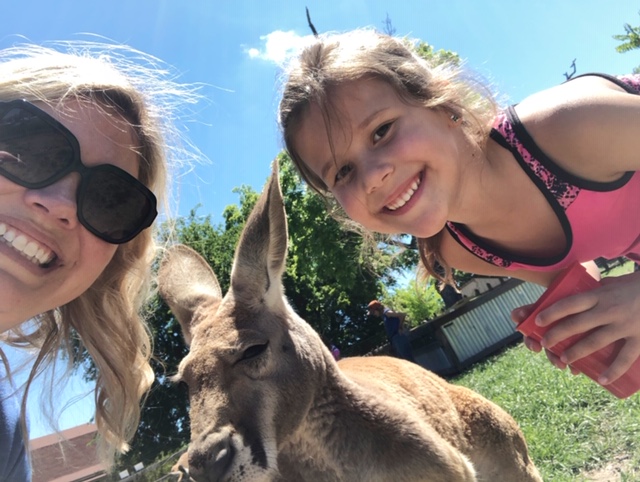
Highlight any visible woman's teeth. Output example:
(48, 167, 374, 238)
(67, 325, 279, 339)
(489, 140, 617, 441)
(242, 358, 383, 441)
(0, 223, 55, 266)
(386, 178, 420, 211)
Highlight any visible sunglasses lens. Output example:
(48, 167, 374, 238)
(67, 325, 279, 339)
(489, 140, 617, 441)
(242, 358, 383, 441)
(0, 106, 75, 185)
(79, 168, 156, 243)
(0, 101, 157, 244)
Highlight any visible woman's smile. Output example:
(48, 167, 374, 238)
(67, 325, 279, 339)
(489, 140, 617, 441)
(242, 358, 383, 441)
(0, 99, 138, 328)
(0, 222, 56, 266)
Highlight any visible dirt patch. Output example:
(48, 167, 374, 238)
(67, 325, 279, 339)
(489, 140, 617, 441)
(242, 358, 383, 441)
(581, 455, 633, 482)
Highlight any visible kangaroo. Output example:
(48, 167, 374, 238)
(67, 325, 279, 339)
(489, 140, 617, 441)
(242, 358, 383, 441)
(158, 162, 543, 482)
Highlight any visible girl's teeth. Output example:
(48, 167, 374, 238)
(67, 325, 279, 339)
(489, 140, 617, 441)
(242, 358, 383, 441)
(387, 177, 421, 211)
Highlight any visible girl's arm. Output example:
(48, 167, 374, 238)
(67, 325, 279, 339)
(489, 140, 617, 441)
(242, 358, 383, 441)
(511, 75, 640, 384)
(515, 74, 640, 181)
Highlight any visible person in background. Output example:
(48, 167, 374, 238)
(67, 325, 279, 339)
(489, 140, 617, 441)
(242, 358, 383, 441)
(0, 41, 201, 478)
(367, 301, 415, 362)
(329, 342, 341, 361)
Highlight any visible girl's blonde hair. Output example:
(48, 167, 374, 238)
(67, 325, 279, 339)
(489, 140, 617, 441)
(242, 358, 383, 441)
(278, 29, 498, 284)
(0, 41, 200, 467)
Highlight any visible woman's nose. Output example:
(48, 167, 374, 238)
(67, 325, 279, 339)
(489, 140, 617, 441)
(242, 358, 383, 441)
(363, 158, 393, 194)
(23, 174, 80, 229)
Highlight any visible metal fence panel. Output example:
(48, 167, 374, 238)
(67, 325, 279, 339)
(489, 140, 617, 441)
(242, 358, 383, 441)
(441, 282, 545, 362)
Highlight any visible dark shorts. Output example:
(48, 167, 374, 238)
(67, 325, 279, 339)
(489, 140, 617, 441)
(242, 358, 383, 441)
(390, 333, 415, 362)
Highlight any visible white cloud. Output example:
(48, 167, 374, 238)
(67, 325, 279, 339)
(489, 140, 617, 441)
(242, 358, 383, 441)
(244, 30, 313, 66)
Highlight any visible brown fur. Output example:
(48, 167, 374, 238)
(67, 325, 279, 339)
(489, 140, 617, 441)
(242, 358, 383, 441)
(170, 451, 191, 481)
(158, 162, 543, 482)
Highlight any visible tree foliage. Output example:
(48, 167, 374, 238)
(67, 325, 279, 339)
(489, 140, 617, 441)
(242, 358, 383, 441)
(613, 11, 640, 73)
(415, 42, 461, 67)
(384, 279, 444, 328)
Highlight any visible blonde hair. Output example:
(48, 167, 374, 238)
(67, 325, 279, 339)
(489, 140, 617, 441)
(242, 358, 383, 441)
(0, 41, 201, 467)
(278, 29, 498, 284)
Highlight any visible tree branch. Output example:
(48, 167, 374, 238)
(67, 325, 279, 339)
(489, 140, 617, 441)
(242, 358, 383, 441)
(306, 7, 318, 37)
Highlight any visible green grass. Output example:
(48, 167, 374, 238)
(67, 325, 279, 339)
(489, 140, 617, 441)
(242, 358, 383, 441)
(452, 344, 640, 481)
(602, 261, 635, 278)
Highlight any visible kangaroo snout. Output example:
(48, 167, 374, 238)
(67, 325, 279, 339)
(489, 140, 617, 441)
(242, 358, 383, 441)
(188, 429, 235, 482)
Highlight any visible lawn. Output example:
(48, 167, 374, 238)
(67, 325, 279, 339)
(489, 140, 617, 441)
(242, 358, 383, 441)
(452, 262, 640, 481)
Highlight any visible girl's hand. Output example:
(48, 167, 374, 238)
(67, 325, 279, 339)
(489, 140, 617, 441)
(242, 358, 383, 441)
(511, 304, 580, 375)
(530, 270, 640, 385)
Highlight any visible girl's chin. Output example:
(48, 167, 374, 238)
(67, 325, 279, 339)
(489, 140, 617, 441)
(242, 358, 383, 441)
(372, 223, 446, 239)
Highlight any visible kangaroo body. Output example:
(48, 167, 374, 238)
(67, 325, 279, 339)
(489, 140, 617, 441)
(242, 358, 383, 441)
(158, 163, 543, 482)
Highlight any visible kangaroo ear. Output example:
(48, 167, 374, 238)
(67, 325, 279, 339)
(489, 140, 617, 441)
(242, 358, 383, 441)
(230, 160, 287, 309)
(158, 245, 222, 346)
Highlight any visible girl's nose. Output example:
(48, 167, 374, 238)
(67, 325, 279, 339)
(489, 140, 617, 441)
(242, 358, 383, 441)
(363, 158, 393, 194)
(24, 174, 80, 229)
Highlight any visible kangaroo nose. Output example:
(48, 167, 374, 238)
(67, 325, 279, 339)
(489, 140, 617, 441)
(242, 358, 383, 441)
(188, 431, 235, 482)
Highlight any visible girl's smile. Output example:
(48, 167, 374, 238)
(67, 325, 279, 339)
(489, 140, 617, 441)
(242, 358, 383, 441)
(384, 172, 423, 213)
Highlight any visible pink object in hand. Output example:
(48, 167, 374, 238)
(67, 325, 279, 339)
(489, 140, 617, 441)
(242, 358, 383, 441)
(517, 262, 640, 398)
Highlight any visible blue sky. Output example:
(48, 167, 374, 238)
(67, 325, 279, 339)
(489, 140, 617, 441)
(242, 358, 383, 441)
(2, 0, 638, 440)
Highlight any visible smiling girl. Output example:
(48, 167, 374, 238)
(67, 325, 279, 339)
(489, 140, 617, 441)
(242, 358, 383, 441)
(279, 29, 640, 393)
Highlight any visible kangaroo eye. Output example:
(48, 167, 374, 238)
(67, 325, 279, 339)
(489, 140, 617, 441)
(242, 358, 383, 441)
(170, 374, 190, 393)
(241, 342, 269, 361)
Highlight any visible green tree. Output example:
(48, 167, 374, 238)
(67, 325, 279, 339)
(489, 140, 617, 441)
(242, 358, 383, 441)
(384, 279, 444, 328)
(613, 11, 640, 73)
(415, 42, 461, 67)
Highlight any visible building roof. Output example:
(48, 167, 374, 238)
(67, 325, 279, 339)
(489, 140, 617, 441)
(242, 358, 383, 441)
(30, 423, 106, 482)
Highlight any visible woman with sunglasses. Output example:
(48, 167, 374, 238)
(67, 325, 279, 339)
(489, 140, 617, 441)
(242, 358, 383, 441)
(0, 42, 200, 479)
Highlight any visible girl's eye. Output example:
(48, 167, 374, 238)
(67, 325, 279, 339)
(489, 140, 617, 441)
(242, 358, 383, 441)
(373, 122, 392, 143)
(334, 164, 353, 184)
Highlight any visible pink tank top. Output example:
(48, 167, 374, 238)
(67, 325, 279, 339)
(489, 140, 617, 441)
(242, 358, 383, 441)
(446, 73, 640, 272)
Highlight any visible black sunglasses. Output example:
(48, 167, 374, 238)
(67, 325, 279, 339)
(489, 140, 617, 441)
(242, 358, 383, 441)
(0, 99, 157, 244)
